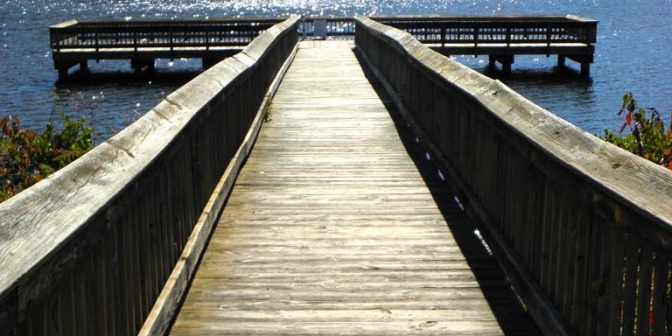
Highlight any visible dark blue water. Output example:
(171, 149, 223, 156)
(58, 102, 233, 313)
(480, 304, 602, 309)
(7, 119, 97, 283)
(1, 0, 671, 141)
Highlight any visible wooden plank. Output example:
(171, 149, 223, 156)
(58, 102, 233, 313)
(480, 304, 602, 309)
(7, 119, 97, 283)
(636, 249, 654, 336)
(621, 238, 639, 336)
(170, 41, 538, 335)
(652, 255, 668, 335)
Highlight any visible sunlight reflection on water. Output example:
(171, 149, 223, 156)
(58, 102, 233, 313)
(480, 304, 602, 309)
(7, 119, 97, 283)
(0, 0, 671, 142)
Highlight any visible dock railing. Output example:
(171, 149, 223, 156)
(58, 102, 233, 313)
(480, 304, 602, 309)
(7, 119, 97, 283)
(49, 18, 282, 52)
(49, 17, 286, 78)
(298, 16, 355, 39)
(0, 15, 300, 336)
(372, 14, 597, 75)
(49, 16, 357, 51)
(355, 15, 672, 336)
(373, 15, 597, 47)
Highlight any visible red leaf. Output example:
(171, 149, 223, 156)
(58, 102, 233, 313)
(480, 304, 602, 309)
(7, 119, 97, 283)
(625, 112, 632, 125)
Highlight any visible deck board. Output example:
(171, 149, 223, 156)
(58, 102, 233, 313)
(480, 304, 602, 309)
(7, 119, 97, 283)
(170, 41, 539, 335)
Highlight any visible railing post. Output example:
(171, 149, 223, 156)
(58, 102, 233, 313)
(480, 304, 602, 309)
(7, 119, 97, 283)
(440, 22, 445, 47)
(546, 22, 552, 57)
(473, 26, 479, 56)
(505, 23, 511, 48)
(205, 26, 210, 51)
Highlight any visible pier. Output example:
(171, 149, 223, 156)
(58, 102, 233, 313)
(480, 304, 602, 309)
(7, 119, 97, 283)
(3, 14, 672, 336)
(50, 15, 596, 79)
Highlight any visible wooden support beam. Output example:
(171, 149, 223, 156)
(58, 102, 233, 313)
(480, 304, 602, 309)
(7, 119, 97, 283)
(489, 55, 514, 75)
(581, 62, 590, 76)
(58, 67, 69, 81)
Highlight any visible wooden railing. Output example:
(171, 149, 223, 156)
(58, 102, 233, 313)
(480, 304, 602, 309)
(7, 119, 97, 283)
(49, 18, 282, 52)
(373, 15, 597, 46)
(50, 16, 357, 51)
(371, 15, 597, 75)
(298, 16, 355, 39)
(355, 15, 672, 336)
(0, 15, 300, 336)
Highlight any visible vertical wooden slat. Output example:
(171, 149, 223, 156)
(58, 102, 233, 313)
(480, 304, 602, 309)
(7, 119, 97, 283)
(118, 214, 132, 336)
(56, 274, 74, 335)
(82, 253, 97, 335)
(606, 223, 626, 336)
(131, 205, 143, 333)
(540, 182, 555, 295)
(558, 198, 573, 319)
(554, 199, 569, 317)
(526, 168, 542, 284)
(637, 249, 654, 336)
(593, 217, 626, 336)
(163, 160, 176, 281)
(108, 223, 120, 336)
(583, 210, 601, 335)
(135, 194, 148, 322)
(569, 204, 590, 333)
(594, 216, 610, 336)
(667, 266, 672, 336)
(622, 237, 639, 336)
(94, 234, 109, 336)
(155, 175, 167, 303)
(652, 255, 669, 335)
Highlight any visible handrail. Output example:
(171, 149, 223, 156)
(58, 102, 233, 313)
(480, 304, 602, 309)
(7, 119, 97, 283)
(49, 15, 598, 50)
(355, 15, 672, 335)
(0, 15, 300, 335)
(298, 16, 355, 39)
(49, 18, 284, 50)
(373, 15, 597, 46)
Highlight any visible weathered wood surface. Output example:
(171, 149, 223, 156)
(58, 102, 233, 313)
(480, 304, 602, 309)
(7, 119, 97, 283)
(169, 41, 539, 335)
(354, 15, 672, 336)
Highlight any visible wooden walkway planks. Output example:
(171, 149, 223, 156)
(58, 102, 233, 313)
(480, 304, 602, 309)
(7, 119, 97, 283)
(169, 41, 539, 335)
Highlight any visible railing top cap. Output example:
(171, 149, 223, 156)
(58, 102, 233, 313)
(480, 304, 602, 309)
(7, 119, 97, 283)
(50, 17, 288, 28)
(49, 19, 78, 29)
(371, 14, 597, 23)
(49, 14, 597, 30)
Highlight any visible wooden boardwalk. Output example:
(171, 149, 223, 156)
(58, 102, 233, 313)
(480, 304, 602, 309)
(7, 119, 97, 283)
(169, 41, 539, 335)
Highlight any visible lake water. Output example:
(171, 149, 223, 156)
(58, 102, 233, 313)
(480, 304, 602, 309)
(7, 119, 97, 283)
(1, 0, 671, 142)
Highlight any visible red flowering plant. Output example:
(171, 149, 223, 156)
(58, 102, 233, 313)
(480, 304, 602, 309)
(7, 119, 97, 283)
(602, 92, 672, 170)
(0, 114, 93, 202)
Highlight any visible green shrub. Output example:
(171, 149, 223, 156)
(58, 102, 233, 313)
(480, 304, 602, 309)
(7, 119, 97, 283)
(602, 93, 672, 170)
(0, 114, 93, 202)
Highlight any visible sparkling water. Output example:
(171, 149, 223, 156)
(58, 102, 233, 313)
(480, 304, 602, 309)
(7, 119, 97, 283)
(1, 0, 671, 142)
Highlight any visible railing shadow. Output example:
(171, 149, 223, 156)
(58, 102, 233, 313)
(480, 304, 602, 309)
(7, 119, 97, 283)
(352, 48, 543, 335)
